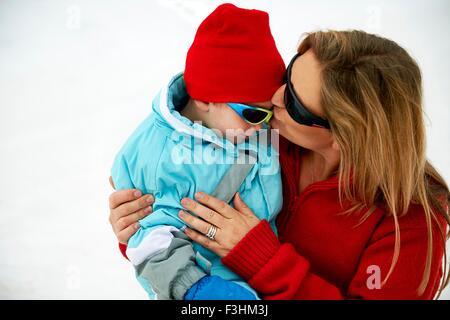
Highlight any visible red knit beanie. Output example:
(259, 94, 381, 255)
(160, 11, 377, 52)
(184, 3, 285, 103)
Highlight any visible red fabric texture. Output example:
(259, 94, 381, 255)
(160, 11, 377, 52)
(222, 136, 447, 299)
(119, 242, 128, 260)
(184, 3, 285, 103)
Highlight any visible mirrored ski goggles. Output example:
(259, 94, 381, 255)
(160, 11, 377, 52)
(227, 103, 273, 125)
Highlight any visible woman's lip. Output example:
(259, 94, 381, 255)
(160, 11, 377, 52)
(269, 118, 278, 128)
(272, 109, 280, 121)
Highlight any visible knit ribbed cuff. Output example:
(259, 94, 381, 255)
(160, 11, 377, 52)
(222, 219, 280, 280)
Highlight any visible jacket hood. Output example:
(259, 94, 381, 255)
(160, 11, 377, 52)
(152, 72, 269, 156)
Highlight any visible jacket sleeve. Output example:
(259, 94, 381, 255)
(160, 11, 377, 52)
(119, 241, 258, 300)
(111, 151, 206, 299)
(222, 219, 446, 300)
(134, 230, 206, 300)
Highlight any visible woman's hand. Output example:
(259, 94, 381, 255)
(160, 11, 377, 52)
(178, 191, 260, 257)
(108, 176, 154, 244)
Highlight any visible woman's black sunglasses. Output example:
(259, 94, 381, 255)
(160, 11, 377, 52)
(284, 53, 330, 129)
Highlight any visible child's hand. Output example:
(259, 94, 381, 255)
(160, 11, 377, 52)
(108, 176, 154, 244)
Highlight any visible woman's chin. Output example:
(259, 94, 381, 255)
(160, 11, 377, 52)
(269, 119, 278, 130)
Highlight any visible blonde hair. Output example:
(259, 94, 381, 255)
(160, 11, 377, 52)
(298, 30, 450, 297)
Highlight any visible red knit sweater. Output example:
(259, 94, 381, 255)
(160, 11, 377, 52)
(221, 137, 447, 299)
(119, 137, 447, 299)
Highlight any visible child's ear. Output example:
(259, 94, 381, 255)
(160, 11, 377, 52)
(194, 100, 211, 112)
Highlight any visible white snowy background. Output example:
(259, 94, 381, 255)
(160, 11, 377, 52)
(0, 0, 449, 299)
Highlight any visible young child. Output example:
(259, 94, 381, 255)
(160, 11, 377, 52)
(111, 3, 285, 300)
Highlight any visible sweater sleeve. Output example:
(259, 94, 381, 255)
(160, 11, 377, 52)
(222, 219, 446, 300)
(118, 242, 129, 260)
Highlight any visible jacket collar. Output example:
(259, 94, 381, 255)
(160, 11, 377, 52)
(156, 73, 268, 157)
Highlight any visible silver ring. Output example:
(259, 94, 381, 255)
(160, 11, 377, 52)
(205, 224, 217, 240)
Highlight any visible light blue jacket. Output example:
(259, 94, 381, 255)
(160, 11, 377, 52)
(111, 73, 282, 299)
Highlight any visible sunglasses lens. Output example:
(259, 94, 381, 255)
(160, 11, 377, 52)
(242, 109, 268, 124)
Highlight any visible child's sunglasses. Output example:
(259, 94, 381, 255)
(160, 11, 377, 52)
(284, 53, 331, 129)
(227, 103, 273, 125)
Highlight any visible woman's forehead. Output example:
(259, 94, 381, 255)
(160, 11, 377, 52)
(291, 50, 323, 114)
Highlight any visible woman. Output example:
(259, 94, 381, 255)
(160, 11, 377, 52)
(108, 30, 450, 299)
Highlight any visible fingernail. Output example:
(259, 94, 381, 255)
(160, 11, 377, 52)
(146, 195, 154, 203)
(134, 223, 140, 230)
(144, 207, 152, 214)
(181, 198, 190, 207)
(134, 190, 142, 197)
(195, 192, 204, 199)
(178, 210, 187, 218)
